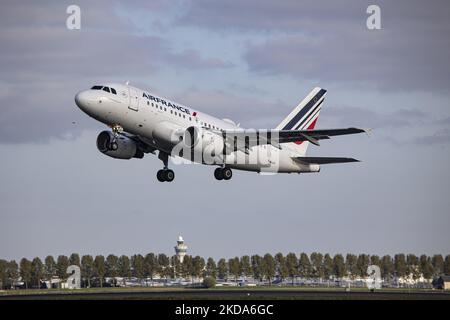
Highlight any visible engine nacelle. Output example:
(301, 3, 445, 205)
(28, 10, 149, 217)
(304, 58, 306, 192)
(96, 131, 144, 159)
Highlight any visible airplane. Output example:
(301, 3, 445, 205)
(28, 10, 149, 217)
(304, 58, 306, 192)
(75, 83, 368, 182)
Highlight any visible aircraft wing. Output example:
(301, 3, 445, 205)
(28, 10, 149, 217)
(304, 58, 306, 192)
(293, 157, 360, 164)
(221, 127, 368, 147)
(121, 132, 158, 154)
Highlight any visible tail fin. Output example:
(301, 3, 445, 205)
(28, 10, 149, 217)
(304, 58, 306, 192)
(276, 87, 327, 156)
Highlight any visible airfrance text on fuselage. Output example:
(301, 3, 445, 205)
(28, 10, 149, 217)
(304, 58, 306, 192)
(142, 92, 191, 115)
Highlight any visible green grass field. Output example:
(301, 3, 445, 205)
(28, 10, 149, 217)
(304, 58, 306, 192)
(1, 286, 449, 300)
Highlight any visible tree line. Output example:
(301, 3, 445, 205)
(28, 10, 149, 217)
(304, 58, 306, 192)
(1, 252, 449, 289)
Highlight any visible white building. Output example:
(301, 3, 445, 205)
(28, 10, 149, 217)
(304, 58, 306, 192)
(174, 235, 188, 263)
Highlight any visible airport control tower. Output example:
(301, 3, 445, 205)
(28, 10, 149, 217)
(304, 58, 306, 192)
(174, 235, 188, 263)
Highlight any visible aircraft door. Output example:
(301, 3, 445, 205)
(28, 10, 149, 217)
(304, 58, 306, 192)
(128, 87, 139, 111)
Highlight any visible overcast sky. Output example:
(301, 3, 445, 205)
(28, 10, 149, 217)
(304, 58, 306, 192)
(1, 0, 449, 261)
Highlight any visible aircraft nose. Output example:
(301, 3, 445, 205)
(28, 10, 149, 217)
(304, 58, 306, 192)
(75, 90, 93, 112)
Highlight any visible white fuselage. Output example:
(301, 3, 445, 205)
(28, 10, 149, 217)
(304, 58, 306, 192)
(75, 83, 316, 173)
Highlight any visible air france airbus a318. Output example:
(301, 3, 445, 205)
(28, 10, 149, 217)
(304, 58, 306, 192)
(75, 83, 368, 182)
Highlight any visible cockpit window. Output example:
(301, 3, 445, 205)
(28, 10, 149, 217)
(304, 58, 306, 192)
(91, 85, 117, 94)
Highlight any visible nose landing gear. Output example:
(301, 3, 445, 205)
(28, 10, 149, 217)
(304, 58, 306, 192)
(109, 141, 118, 151)
(108, 124, 123, 151)
(214, 167, 232, 181)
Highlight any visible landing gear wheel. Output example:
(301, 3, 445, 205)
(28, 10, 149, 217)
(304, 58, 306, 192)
(214, 168, 224, 180)
(157, 169, 175, 182)
(156, 152, 175, 182)
(222, 167, 232, 180)
(157, 170, 165, 182)
(164, 169, 175, 182)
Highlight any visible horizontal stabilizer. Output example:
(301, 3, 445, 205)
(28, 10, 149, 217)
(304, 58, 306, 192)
(293, 157, 360, 164)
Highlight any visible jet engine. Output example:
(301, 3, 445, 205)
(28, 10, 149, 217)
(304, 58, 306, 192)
(96, 131, 144, 159)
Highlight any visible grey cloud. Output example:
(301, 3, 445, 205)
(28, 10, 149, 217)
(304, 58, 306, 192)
(0, 1, 235, 143)
(165, 49, 234, 69)
(0, 1, 231, 80)
(181, 0, 450, 92)
(324, 106, 428, 129)
(0, 80, 94, 144)
(321, 105, 450, 146)
(415, 129, 450, 145)
(227, 83, 268, 96)
(179, 0, 361, 32)
(0, 3, 155, 143)
(244, 28, 450, 92)
(180, 0, 450, 35)
(436, 116, 450, 126)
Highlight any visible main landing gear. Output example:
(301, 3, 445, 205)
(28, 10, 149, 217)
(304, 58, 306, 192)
(157, 169, 175, 182)
(157, 151, 175, 182)
(214, 167, 232, 181)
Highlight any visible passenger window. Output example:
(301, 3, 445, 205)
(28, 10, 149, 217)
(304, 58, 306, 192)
(111, 88, 117, 94)
(147, 101, 149, 106)
(183, 115, 185, 119)
(164, 108, 166, 111)
(189, 117, 191, 121)
(175, 112, 177, 116)
(91, 85, 102, 90)
(103, 87, 110, 93)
